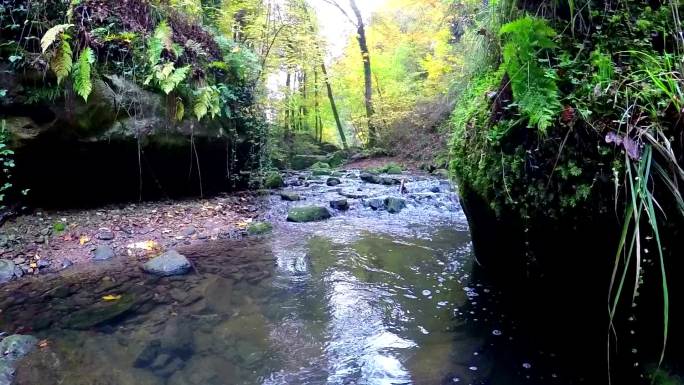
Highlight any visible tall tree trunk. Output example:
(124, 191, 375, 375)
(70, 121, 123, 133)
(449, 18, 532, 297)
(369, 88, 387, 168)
(349, 0, 377, 147)
(314, 68, 322, 143)
(320, 61, 348, 150)
(284, 71, 291, 138)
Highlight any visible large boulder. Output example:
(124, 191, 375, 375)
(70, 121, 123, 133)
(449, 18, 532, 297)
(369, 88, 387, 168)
(287, 207, 331, 223)
(0, 334, 38, 385)
(142, 250, 192, 277)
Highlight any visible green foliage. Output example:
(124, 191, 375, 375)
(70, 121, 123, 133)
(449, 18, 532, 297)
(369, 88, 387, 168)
(0, 121, 14, 206)
(367, 162, 403, 175)
(193, 86, 221, 120)
(499, 16, 561, 133)
(73, 47, 95, 101)
(41, 24, 73, 52)
(51, 39, 73, 85)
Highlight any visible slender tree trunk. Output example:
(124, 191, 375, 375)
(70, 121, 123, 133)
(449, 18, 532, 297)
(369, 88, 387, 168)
(285, 72, 291, 137)
(301, 4, 348, 150)
(320, 61, 348, 150)
(314, 68, 321, 142)
(349, 0, 377, 147)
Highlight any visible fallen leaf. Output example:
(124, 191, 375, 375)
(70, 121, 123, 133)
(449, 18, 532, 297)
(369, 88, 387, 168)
(29, 262, 37, 269)
(79, 236, 90, 245)
(102, 294, 122, 301)
(38, 339, 49, 349)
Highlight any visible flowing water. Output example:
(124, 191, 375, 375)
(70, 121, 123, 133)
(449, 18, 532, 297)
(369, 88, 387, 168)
(0, 171, 577, 385)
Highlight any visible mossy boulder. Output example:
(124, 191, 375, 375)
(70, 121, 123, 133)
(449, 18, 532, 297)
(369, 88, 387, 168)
(291, 155, 329, 170)
(247, 222, 273, 235)
(287, 206, 332, 223)
(279, 191, 301, 201)
(310, 162, 331, 170)
(264, 172, 285, 189)
(311, 169, 331, 176)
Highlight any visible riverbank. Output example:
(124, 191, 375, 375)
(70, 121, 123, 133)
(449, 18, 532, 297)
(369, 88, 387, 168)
(0, 192, 263, 284)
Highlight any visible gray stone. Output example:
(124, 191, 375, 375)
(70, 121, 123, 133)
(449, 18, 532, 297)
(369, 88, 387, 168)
(96, 230, 115, 241)
(360, 173, 382, 184)
(93, 245, 116, 261)
(180, 226, 196, 237)
(326, 177, 341, 186)
(340, 190, 367, 199)
(385, 197, 407, 214)
(330, 199, 349, 211)
(279, 191, 301, 201)
(364, 198, 386, 211)
(0, 260, 16, 284)
(142, 250, 191, 276)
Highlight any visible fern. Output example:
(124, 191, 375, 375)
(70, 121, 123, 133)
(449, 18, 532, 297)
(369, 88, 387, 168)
(193, 86, 220, 120)
(175, 98, 185, 122)
(147, 21, 172, 66)
(500, 16, 561, 134)
(51, 39, 73, 85)
(41, 24, 73, 52)
(73, 47, 95, 102)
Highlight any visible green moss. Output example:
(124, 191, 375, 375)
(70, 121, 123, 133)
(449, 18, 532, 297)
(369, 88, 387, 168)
(264, 171, 284, 189)
(366, 162, 403, 175)
(52, 222, 66, 233)
(286, 206, 331, 223)
(310, 162, 330, 170)
(247, 222, 273, 235)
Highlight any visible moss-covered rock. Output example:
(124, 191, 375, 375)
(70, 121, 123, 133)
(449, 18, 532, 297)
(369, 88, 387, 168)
(264, 172, 284, 189)
(247, 222, 273, 235)
(63, 294, 137, 329)
(286, 206, 331, 223)
(311, 169, 331, 176)
(279, 191, 301, 201)
(310, 162, 331, 170)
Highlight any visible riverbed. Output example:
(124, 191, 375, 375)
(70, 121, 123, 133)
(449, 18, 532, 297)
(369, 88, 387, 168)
(0, 170, 579, 385)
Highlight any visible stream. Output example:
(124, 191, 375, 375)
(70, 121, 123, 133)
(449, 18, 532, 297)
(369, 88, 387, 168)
(0, 170, 578, 385)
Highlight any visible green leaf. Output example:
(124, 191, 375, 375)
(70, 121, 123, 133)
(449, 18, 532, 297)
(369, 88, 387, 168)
(41, 24, 73, 52)
(51, 40, 73, 85)
(73, 47, 95, 102)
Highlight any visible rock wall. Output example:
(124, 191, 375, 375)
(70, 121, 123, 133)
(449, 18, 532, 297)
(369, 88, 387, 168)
(1, 72, 260, 207)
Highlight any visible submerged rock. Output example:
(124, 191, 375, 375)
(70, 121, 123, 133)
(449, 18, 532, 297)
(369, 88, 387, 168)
(360, 173, 382, 184)
(0, 260, 16, 284)
(62, 295, 136, 329)
(287, 206, 332, 223)
(0, 334, 37, 385)
(92, 245, 115, 261)
(330, 199, 349, 211)
(142, 250, 192, 276)
(279, 191, 301, 201)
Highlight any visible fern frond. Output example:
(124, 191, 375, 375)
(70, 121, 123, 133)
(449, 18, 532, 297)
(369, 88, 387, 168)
(41, 24, 73, 53)
(175, 98, 185, 122)
(51, 40, 73, 84)
(73, 47, 95, 102)
(153, 21, 173, 51)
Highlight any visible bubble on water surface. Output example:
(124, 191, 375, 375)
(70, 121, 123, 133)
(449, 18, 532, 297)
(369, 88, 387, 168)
(418, 326, 429, 335)
(468, 366, 478, 371)
(422, 290, 431, 296)
(522, 362, 532, 369)
(492, 329, 502, 336)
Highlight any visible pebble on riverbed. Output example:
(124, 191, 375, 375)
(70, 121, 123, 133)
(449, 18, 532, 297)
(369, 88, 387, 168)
(142, 250, 192, 276)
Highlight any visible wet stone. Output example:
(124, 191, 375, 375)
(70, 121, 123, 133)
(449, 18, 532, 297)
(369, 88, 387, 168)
(330, 199, 349, 211)
(0, 260, 16, 283)
(180, 226, 196, 237)
(62, 294, 137, 329)
(279, 191, 301, 202)
(142, 250, 191, 277)
(287, 206, 332, 223)
(96, 230, 115, 241)
(339, 190, 367, 199)
(326, 177, 341, 186)
(93, 245, 115, 261)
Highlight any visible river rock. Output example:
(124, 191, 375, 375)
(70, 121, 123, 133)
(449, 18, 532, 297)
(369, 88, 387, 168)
(247, 222, 273, 235)
(364, 198, 386, 211)
(0, 335, 38, 363)
(311, 169, 330, 176)
(385, 197, 407, 214)
(0, 260, 16, 283)
(264, 172, 284, 189)
(93, 245, 115, 261)
(280, 191, 301, 201)
(360, 173, 382, 184)
(339, 190, 367, 199)
(96, 230, 115, 241)
(326, 177, 341, 186)
(63, 294, 137, 329)
(180, 226, 196, 237)
(142, 250, 191, 276)
(330, 199, 349, 211)
(380, 177, 401, 185)
(287, 206, 331, 223)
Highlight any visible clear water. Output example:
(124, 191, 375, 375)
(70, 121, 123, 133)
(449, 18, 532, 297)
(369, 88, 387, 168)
(0, 173, 577, 385)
